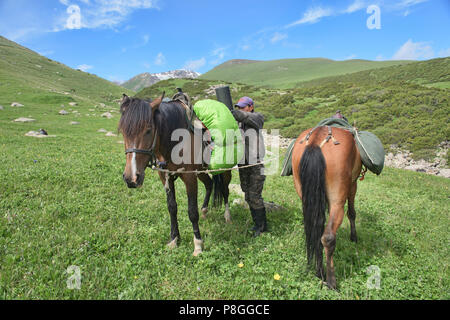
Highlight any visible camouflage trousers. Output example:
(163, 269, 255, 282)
(238, 163, 266, 210)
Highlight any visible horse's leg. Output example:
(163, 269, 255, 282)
(321, 201, 345, 290)
(181, 173, 203, 256)
(159, 173, 179, 248)
(347, 181, 358, 243)
(222, 171, 232, 223)
(197, 173, 213, 219)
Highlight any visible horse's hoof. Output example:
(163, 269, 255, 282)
(326, 277, 337, 290)
(193, 237, 203, 257)
(167, 237, 178, 249)
(224, 205, 231, 223)
(350, 233, 358, 243)
(201, 207, 208, 219)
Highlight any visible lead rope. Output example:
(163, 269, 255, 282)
(148, 156, 279, 176)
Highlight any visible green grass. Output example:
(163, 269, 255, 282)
(0, 36, 134, 108)
(200, 58, 413, 89)
(0, 96, 449, 299)
(0, 35, 449, 300)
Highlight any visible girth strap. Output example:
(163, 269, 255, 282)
(299, 126, 340, 148)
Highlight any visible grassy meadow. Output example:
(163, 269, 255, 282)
(0, 35, 449, 300)
(0, 97, 449, 299)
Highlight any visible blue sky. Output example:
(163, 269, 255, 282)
(0, 0, 449, 83)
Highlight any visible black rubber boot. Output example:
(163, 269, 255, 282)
(252, 207, 268, 237)
(250, 207, 258, 231)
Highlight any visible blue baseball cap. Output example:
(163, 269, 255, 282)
(235, 96, 254, 108)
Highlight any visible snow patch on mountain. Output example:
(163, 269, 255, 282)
(122, 69, 200, 91)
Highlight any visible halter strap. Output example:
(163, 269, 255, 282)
(124, 126, 158, 167)
(124, 148, 154, 155)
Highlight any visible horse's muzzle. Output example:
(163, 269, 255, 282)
(123, 173, 144, 188)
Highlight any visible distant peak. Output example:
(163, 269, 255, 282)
(122, 69, 201, 91)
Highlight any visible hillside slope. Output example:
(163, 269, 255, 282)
(139, 57, 449, 162)
(0, 36, 134, 108)
(200, 58, 413, 88)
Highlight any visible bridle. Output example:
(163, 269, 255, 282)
(124, 126, 158, 168)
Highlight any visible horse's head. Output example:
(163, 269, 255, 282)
(118, 93, 164, 188)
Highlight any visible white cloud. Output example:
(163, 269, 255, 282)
(183, 58, 206, 71)
(286, 7, 333, 27)
(375, 54, 384, 61)
(55, 0, 158, 31)
(344, 0, 366, 13)
(396, 0, 429, 8)
(142, 34, 150, 45)
(345, 54, 357, 60)
(392, 39, 434, 60)
(270, 32, 288, 44)
(154, 52, 166, 65)
(438, 48, 450, 58)
(108, 75, 124, 84)
(210, 47, 227, 65)
(77, 64, 93, 72)
(37, 50, 55, 57)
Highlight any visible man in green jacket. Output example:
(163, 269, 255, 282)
(231, 96, 268, 237)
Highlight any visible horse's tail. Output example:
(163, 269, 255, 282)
(212, 173, 224, 208)
(299, 145, 327, 270)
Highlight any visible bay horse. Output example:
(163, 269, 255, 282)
(118, 93, 232, 256)
(291, 126, 362, 289)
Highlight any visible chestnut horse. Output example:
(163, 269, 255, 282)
(118, 93, 232, 256)
(292, 126, 362, 289)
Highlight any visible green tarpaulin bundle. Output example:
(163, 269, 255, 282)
(281, 118, 385, 176)
(193, 99, 244, 174)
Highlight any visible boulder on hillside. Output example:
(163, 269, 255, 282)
(14, 117, 35, 122)
(101, 112, 113, 119)
(11, 102, 24, 107)
(25, 131, 56, 138)
(59, 110, 69, 115)
(69, 102, 77, 106)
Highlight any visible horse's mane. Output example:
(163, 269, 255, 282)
(118, 96, 188, 142)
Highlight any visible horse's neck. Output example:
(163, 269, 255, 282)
(155, 102, 187, 161)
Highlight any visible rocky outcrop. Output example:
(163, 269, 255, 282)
(385, 142, 449, 178)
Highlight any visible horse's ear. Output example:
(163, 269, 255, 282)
(121, 94, 130, 104)
(120, 94, 130, 113)
(150, 91, 165, 111)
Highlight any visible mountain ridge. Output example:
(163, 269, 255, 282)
(121, 69, 200, 91)
(200, 57, 414, 88)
